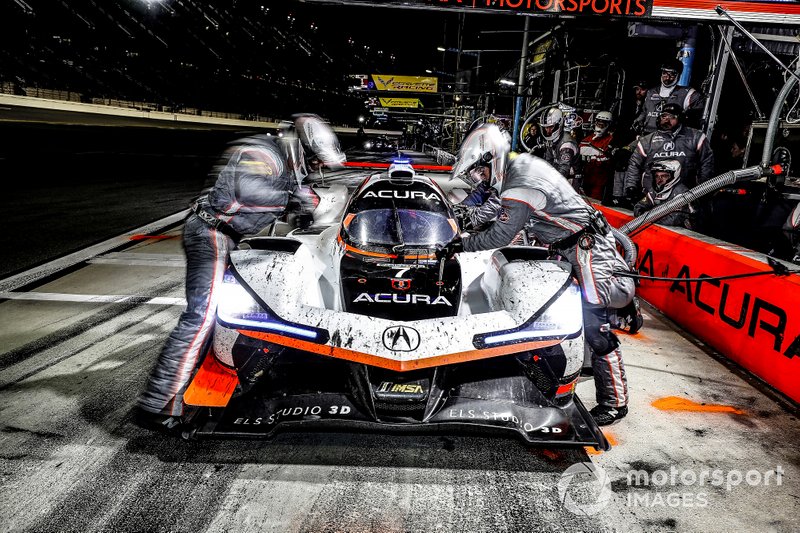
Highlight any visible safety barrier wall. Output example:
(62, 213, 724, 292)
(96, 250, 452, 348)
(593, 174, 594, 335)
(596, 205, 800, 404)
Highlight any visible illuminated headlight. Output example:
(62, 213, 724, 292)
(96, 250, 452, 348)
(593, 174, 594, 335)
(484, 284, 583, 344)
(217, 272, 318, 339)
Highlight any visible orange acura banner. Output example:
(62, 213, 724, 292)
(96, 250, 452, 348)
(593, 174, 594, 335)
(597, 205, 800, 404)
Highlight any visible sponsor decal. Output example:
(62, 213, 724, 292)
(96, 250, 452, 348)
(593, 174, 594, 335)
(379, 97, 422, 108)
(391, 278, 412, 291)
(663, 141, 675, 152)
(400, 0, 652, 17)
(362, 190, 440, 201)
(446, 409, 563, 433)
(596, 205, 800, 403)
(653, 151, 686, 158)
(372, 74, 438, 93)
(498, 208, 510, 223)
(377, 263, 431, 269)
(378, 382, 424, 394)
(232, 404, 351, 425)
(355, 293, 453, 306)
(382, 325, 421, 351)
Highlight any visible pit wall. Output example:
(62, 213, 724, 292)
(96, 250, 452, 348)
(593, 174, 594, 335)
(596, 205, 800, 404)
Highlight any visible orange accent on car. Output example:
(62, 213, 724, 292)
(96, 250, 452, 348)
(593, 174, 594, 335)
(238, 329, 560, 372)
(555, 381, 576, 396)
(343, 161, 453, 171)
(344, 244, 436, 260)
(183, 352, 240, 407)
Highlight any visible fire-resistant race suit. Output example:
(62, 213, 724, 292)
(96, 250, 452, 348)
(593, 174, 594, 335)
(139, 135, 301, 417)
(462, 153, 635, 409)
(624, 125, 714, 193)
(634, 181, 695, 228)
(451, 181, 502, 230)
(579, 130, 616, 201)
(543, 130, 580, 185)
(634, 85, 705, 134)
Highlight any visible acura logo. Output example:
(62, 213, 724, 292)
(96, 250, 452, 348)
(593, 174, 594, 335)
(662, 141, 675, 152)
(391, 278, 411, 290)
(382, 325, 421, 351)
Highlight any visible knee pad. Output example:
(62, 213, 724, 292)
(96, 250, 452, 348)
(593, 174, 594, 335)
(583, 305, 621, 356)
(586, 323, 621, 356)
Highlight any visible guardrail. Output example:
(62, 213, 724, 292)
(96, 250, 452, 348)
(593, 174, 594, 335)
(423, 144, 457, 166)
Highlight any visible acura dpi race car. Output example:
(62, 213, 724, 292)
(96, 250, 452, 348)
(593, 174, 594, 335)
(182, 161, 610, 450)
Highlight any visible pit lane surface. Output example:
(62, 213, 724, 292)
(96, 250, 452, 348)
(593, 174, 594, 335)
(1, 160, 799, 533)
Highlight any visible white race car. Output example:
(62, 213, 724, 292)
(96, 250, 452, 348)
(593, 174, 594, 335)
(183, 161, 609, 450)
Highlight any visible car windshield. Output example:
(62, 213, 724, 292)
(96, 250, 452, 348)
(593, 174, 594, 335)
(347, 208, 455, 247)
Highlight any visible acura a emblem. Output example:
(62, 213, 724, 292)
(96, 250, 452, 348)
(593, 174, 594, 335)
(391, 278, 411, 290)
(382, 325, 421, 351)
(662, 141, 675, 151)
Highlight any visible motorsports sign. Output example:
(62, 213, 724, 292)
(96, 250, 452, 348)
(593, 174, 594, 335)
(372, 75, 438, 93)
(304, 1, 800, 24)
(379, 97, 422, 108)
(306, 0, 653, 17)
(418, 0, 653, 16)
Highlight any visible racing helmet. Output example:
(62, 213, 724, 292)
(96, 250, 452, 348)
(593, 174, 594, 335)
(593, 111, 613, 135)
(651, 159, 682, 193)
(539, 106, 564, 142)
(294, 113, 346, 168)
(660, 58, 683, 88)
(280, 114, 346, 186)
(659, 102, 684, 121)
(450, 123, 509, 190)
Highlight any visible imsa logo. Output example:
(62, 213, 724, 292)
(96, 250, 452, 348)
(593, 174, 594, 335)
(377, 382, 424, 394)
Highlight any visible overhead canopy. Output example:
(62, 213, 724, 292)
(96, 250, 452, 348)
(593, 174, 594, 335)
(302, 0, 800, 25)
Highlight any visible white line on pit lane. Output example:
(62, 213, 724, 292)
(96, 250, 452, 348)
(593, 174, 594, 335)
(88, 252, 185, 268)
(0, 209, 189, 293)
(0, 291, 186, 306)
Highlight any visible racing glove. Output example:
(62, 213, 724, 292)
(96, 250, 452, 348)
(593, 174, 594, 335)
(436, 237, 463, 261)
(295, 212, 314, 230)
(452, 205, 474, 231)
(625, 186, 641, 205)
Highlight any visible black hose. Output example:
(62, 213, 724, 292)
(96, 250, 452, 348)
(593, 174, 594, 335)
(610, 226, 637, 269)
(762, 72, 800, 167)
(619, 166, 764, 235)
(615, 269, 798, 283)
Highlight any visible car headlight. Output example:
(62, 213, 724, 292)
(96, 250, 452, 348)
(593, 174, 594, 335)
(480, 283, 583, 346)
(217, 271, 320, 340)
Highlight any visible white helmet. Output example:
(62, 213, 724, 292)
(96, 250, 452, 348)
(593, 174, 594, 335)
(651, 159, 682, 198)
(294, 114, 346, 168)
(450, 124, 509, 190)
(539, 106, 563, 142)
(594, 111, 613, 136)
(280, 114, 346, 186)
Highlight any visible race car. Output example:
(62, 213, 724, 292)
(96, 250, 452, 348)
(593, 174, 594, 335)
(182, 160, 609, 450)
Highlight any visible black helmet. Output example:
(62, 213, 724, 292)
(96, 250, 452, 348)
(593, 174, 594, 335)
(659, 103, 684, 120)
(660, 58, 683, 88)
(660, 58, 683, 74)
